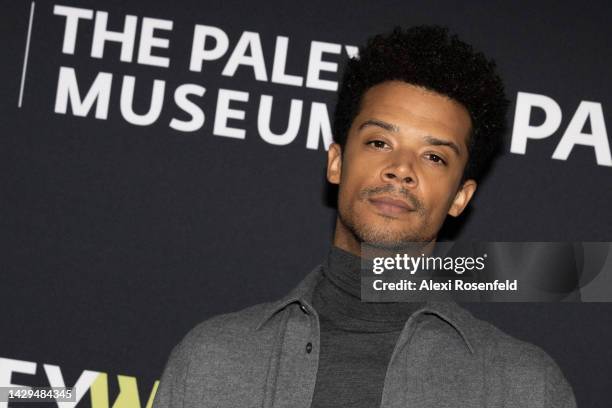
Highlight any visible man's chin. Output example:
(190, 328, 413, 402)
(355, 227, 422, 248)
(339, 210, 430, 250)
(354, 223, 433, 251)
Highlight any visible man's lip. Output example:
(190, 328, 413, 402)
(368, 196, 415, 212)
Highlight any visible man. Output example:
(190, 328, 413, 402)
(152, 26, 576, 407)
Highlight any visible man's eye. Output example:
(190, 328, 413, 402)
(366, 140, 389, 149)
(426, 153, 446, 165)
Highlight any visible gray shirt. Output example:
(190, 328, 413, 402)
(153, 264, 576, 408)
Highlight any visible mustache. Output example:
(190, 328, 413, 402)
(359, 184, 424, 211)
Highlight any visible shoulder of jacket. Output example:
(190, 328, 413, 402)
(153, 302, 278, 407)
(467, 314, 565, 376)
(162, 302, 274, 365)
(468, 315, 575, 405)
(184, 301, 272, 343)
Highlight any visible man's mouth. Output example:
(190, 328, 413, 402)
(368, 196, 415, 215)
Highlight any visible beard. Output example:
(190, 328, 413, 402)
(337, 184, 435, 251)
(338, 207, 433, 251)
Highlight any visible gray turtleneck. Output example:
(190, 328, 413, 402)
(310, 245, 424, 408)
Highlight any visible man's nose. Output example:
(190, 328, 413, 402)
(381, 155, 418, 187)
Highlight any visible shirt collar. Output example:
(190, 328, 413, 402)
(255, 265, 478, 354)
(255, 264, 325, 330)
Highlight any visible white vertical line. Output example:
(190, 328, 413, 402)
(18, 1, 36, 108)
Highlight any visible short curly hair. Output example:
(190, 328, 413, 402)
(333, 25, 509, 182)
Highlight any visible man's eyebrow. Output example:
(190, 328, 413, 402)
(423, 135, 461, 157)
(358, 119, 400, 132)
(358, 119, 462, 156)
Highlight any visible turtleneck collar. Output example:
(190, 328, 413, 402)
(312, 245, 424, 332)
(323, 245, 363, 297)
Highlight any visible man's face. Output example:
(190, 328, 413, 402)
(327, 81, 477, 251)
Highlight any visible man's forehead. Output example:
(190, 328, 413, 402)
(356, 81, 473, 146)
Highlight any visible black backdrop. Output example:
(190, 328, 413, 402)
(2, 0, 611, 407)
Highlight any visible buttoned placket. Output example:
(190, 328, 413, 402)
(379, 311, 426, 408)
(264, 301, 320, 408)
(256, 267, 478, 408)
(265, 301, 437, 408)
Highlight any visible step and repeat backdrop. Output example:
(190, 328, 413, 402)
(2, 0, 611, 407)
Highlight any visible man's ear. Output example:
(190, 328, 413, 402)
(327, 143, 342, 185)
(448, 179, 477, 217)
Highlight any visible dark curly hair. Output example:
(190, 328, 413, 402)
(333, 25, 509, 182)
